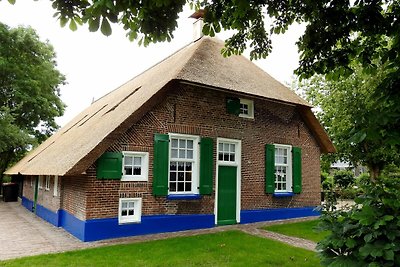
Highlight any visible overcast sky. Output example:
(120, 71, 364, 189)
(0, 1, 305, 127)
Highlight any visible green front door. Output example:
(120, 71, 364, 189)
(217, 165, 237, 225)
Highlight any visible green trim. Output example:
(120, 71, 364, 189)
(292, 147, 302, 193)
(199, 137, 214, 195)
(96, 152, 123, 179)
(153, 133, 169, 196)
(33, 176, 39, 213)
(265, 144, 275, 193)
(226, 97, 240, 115)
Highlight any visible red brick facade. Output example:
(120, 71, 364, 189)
(24, 83, 321, 221)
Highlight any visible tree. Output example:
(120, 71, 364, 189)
(0, 22, 65, 190)
(297, 64, 400, 180)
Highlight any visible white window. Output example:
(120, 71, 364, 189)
(38, 176, 43, 189)
(118, 198, 142, 224)
(169, 134, 199, 194)
(218, 142, 236, 163)
(53, 175, 59, 197)
(239, 99, 254, 119)
(45, 175, 50, 191)
(122, 152, 149, 181)
(30, 177, 33, 187)
(274, 144, 292, 192)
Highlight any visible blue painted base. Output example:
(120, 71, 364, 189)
(21, 197, 319, 242)
(240, 207, 320, 224)
(21, 196, 60, 226)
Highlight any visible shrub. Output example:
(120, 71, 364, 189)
(333, 170, 355, 188)
(321, 172, 334, 191)
(317, 176, 400, 266)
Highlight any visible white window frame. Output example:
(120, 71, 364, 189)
(118, 198, 142, 224)
(274, 144, 292, 193)
(121, 152, 149, 182)
(30, 177, 33, 187)
(45, 175, 50, 191)
(53, 175, 59, 197)
(239, 98, 254, 119)
(168, 133, 200, 195)
(38, 175, 43, 189)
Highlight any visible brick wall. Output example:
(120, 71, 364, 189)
(22, 175, 61, 213)
(77, 83, 322, 220)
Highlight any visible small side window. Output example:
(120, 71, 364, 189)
(45, 175, 50, 191)
(122, 152, 149, 182)
(118, 198, 142, 224)
(239, 99, 254, 119)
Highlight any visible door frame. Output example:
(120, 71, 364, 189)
(214, 138, 241, 225)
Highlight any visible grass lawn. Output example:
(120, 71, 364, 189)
(0, 230, 320, 267)
(262, 220, 329, 243)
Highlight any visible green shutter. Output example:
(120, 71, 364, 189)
(200, 137, 214, 195)
(226, 97, 240, 115)
(292, 147, 302, 193)
(96, 152, 123, 179)
(153, 133, 169, 196)
(265, 144, 275, 193)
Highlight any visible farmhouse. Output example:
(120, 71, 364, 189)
(5, 34, 335, 241)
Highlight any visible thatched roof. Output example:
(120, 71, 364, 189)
(5, 37, 334, 176)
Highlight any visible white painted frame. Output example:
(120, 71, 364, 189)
(168, 133, 200, 195)
(215, 138, 242, 225)
(239, 98, 254, 119)
(121, 152, 149, 182)
(45, 175, 50, 191)
(53, 175, 59, 197)
(118, 198, 142, 224)
(38, 175, 43, 189)
(274, 144, 293, 193)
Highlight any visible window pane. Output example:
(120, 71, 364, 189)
(185, 183, 191, 191)
(124, 156, 133, 165)
(185, 162, 192, 171)
(178, 162, 184, 171)
(179, 149, 186, 158)
(224, 143, 229, 152)
(187, 149, 193, 159)
(218, 143, 223, 152)
(178, 172, 184, 181)
(122, 202, 127, 208)
(171, 139, 178, 148)
(122, 210, 127, 216)
(224, 153, 229, 161)
(128, 210, 134, 216)
(170, 162, 177, 171)
(179, 139, 186, 148)
(229, 154, 235, 162)
(178, 182, 184, 191)
(218, 153, 223, 161)
(186, 172, 192, 181)
(133, 167, 141, 175)
(230, 144, 235, 153)
(170, 182, 176, 192)
(170, 172, 176, 181)
(187, 140, 193, 149)
(124, 166, 133, 175)
(134, 156, 141, 165)
(171, 149, 178, 158)
(128, 202, 134, 208)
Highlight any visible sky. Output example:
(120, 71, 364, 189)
(0, 1, 305, 127)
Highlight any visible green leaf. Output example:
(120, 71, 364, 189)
(59, 17, 68, 28)
(69, 19, 78, 31)
(384, 250, 394, 261)
(8, 0, 16, 4)
(89, 17, 101, 32)
(100, 17, 112, 36)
